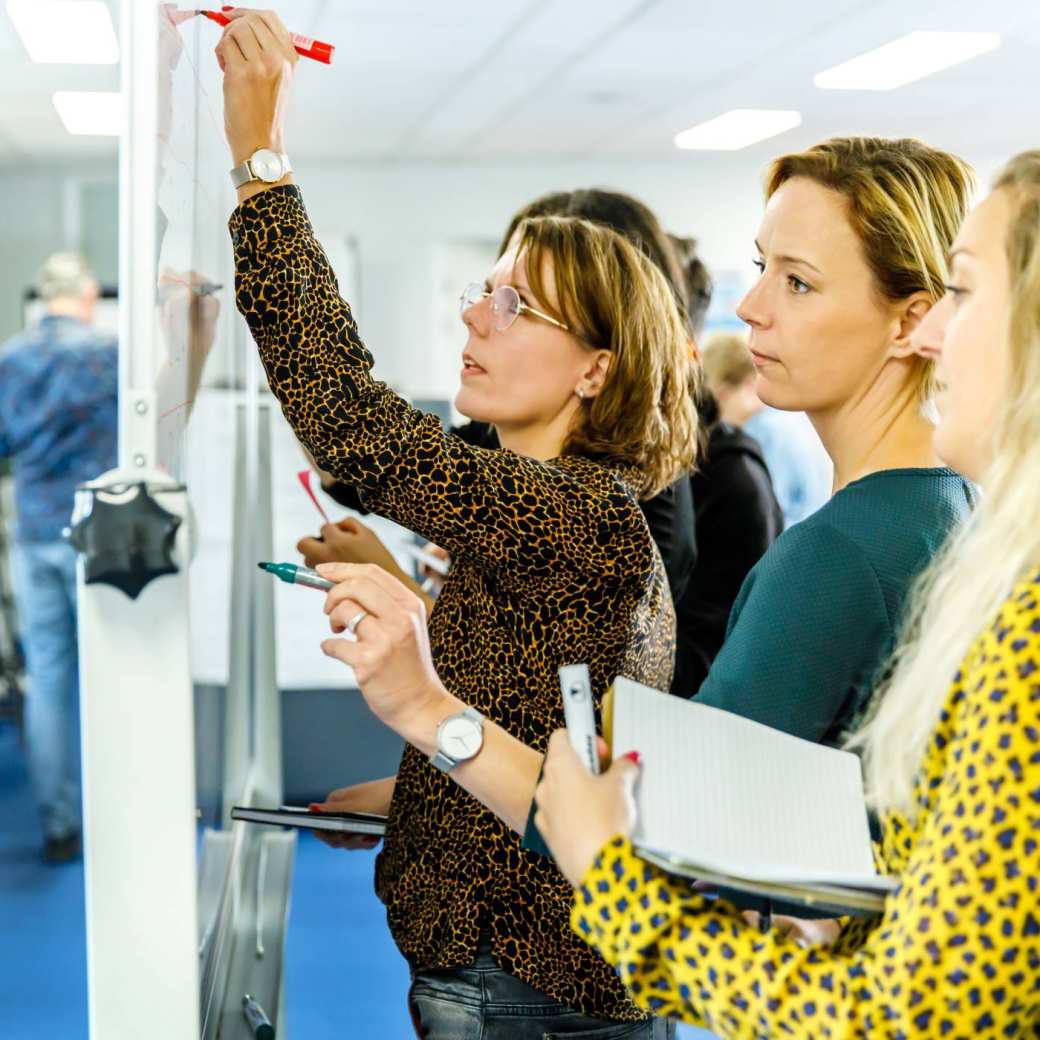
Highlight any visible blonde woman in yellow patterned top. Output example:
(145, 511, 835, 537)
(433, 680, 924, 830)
(531, 150, 1040, 1039)
(216, 11, 695, 1037)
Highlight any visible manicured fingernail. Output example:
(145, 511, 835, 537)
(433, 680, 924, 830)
(623, 751, 641, 765)
(308, 803, 321, 812)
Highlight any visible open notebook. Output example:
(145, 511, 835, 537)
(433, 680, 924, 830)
(604, 677, 898, 915)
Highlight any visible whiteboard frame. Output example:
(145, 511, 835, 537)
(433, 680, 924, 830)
(79, 3, 200, 1037)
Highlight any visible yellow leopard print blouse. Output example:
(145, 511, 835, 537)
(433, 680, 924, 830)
(573, 570, 1040, 1037)
(230, 185, 675, 1020)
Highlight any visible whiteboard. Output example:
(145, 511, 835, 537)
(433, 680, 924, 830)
(153, 6, 240, 479)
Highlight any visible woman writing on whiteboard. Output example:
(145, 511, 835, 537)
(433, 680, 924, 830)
(217, 10, 695, 1037)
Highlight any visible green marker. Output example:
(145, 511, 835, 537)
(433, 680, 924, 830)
(258, 561, 334, 592)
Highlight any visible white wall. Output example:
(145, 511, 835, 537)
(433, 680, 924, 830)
(0, 146, 1012, 390)
(0, 163, 118, 343)
(291, 156, 765, 395)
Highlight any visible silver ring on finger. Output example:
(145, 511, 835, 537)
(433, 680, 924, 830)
(346, 609, 369, 638)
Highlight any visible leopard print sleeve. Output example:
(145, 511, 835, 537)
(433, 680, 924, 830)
(569, 577, 1040, 1038)
(229, 185, 653, 579)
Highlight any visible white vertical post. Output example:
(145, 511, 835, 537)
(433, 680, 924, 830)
(78, 1, 201, 1036)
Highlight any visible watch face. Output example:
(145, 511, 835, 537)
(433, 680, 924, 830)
(440, 716, 482, 759)
(251, 148, 284, 183)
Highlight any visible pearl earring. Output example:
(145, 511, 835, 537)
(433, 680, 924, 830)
(576, 387, 584, 399)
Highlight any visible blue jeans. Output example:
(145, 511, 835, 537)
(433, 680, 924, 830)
(10, 540, 81, 841)
(408, 942, 675, 1040)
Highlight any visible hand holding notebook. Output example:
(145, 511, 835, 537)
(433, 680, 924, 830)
(602, 677, 897, 915)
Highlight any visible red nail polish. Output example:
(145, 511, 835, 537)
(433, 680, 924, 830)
(308, 803, 321, 812)
(623, 751, 641, 765)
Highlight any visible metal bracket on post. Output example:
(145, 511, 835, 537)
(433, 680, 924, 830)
(124, 388, 159, 472)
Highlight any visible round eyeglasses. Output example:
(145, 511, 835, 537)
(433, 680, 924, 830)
(459, 282, 570, 334)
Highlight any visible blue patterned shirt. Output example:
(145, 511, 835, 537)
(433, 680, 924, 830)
(0, 315, 118, 542)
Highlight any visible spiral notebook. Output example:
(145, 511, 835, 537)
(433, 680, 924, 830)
(604, 677, 898, 915)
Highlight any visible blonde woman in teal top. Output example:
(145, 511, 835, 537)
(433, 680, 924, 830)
(686, 137, 976, 743)
(522, 137, 977, 861)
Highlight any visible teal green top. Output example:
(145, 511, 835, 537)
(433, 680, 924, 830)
(523, 466, 974, 857)
(692, 466, 973, 745)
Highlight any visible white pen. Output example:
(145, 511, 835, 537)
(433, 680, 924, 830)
(559, 663, 600, 775)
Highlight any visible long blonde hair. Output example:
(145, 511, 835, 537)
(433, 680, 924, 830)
(854, 151, 1040, 818)
(766, 137, 975, 402)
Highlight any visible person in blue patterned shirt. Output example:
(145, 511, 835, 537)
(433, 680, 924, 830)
(0, 252, 117, 863)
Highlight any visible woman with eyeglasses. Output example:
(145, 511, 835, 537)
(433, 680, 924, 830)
(218, 11, 694, 1037)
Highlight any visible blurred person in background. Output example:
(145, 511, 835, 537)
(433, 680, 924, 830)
(703, 330, 832, 526)
(0, 252, 117, 864)
(669, 235, 713, 340)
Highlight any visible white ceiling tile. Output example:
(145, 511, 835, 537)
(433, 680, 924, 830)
(0, 0, 1037, 162)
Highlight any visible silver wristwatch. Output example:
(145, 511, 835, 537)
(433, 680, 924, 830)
(430, 707, 485, 773)
(229, 147, 292, 189)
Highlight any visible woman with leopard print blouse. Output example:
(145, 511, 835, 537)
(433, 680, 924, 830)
(218, 11, 695, 1036)
(532, 153, 1040, 1039)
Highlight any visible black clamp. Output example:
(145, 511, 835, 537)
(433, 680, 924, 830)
(68, 481, 184, 600)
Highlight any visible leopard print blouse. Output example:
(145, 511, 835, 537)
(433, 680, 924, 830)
(230, 185, 675, 1021)
(574, 570, 1040, 1037)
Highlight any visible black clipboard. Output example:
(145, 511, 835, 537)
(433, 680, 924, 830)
(231, 805, 386, 835)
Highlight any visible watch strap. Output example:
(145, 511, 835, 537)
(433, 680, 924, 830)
(229, 151, 292, 189)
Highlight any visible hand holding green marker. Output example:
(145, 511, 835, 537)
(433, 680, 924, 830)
(258, 561, 335, 591)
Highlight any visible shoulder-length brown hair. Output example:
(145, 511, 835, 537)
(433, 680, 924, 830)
(511, 215, 698, 498)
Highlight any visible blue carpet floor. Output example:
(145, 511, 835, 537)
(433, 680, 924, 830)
(0, 723, 709, 1038)
(0, 724, 88, 1040)
(0, 721, 411, 1039)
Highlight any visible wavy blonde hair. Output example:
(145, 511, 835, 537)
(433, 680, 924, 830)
(766, 137, 975, 402)
(512, 215, 699, 498)
(853, 151, 1040, 817)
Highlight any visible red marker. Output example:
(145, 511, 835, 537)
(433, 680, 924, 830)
(198, 7, 335, 64)
(297, 468, 331, 524)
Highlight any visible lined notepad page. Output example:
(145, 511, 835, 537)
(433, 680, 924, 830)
(614, 678, 878, 884)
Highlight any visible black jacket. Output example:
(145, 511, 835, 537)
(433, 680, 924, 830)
(671, 421, 784, 695)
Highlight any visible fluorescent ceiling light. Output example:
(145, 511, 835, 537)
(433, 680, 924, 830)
(674, 109, 802, 152)
(7, 0, 119, 64)
(815, 31, 1000, 91)
(53, 91, 123, 136)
